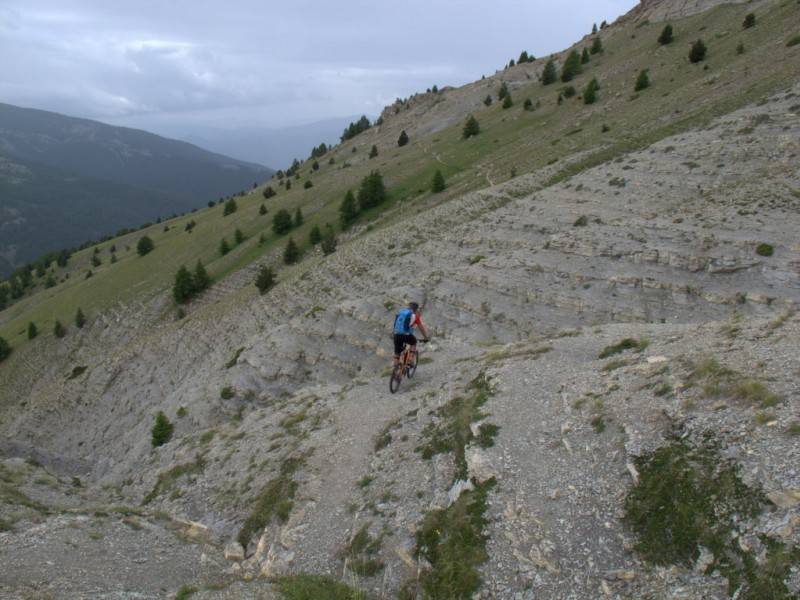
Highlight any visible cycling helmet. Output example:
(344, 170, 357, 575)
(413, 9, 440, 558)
(409, 302, 419, 311)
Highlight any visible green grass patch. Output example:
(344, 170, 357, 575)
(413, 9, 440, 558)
(343, 523, 384, 577)
(415, 372, 497, 480)
(624, 433, 799, 596)
(237, 474, 298, 548)
(598, 337, 648, 359)
(142, 455, 206, 505)
(413, 477, 496, 599)
(275, 574, 370, 600)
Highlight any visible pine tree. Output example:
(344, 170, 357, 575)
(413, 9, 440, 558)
(173, 265, 195, 304)
(590, 36, 604, 54)
(223, 198, 237, 216)
(75, 307, 86, 328)
(309, 224, 322, 245)
(53, 319, 66, 338)
(541, 59, 557, 85)
(137, 236, 154, 257)
(689, 39, 707, 63)
(339, 190, 359, 228)
(742, 13, 755, 29)
(398, 130, 409, 147)
(0, 336, 10, 363)
(283, 237, 300, 265)
(583, 78, 599, 104)
(272, 209, 293, 235)
(561, 49, 582, 82)
(254, 265, 275, 294)
(193, 260, 211, 291)
(498, 82, 509, 100)
(27, 321, 37, 340)
(259, 203, 268, 215)
(581, 47, 590, 64)
(357, 170, 387, 211)
(658, 24, 674, 45)
(219, 237, 230, 256)
(432, 169, 446, 193)
(151, 411, 174, 447)
(634, 69, 650, 91)
(484, 94, 493, 106)
(502, 93, 513, 109)
(462, 115, 480, 139)
(369, 144, 379, 159)
(320, 225, 337, 255)
(235, 228, 245, 244)
(294, 207, 304, 227)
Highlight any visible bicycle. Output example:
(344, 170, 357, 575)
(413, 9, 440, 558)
(389, 341, 424, 393)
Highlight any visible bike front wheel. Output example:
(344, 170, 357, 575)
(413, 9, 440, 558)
(389, 364, 402, 393)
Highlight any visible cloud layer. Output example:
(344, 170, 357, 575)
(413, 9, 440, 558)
(0, 0, 636, 134)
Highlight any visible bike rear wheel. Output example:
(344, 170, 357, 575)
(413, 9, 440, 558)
(406, 349, 418, 378)
(389, 364, 402, 393)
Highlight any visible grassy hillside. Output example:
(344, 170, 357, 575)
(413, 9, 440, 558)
(3, 0, 797, 351)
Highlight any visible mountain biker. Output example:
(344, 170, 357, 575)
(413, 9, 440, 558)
(393, 301, 429, 369)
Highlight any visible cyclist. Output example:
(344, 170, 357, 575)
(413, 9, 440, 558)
(393, 301, 429, 370)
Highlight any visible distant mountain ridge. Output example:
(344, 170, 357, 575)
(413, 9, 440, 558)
(0, 103, 274, 277)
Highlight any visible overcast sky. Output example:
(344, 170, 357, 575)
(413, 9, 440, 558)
(1, 0, 637, 137)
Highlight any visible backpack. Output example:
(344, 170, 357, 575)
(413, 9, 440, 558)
(393, 308, 414, 335)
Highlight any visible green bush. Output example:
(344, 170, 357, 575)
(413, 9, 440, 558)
(756, 243, 774, 257)
(151, 411, 174, 447)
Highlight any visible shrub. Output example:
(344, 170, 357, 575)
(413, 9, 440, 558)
(755, 243, 774, 257)
(742, 13, 755, 29)
(220, 387, 235, 400)
(689, 39, 707, 63)
(320, 226, 337, 255)
(151, 411, 174, 447)
(255, 265, 275, 294)
(573, 215, 588, 227)
(136, 236, 154, 257)
(263, 186, 276, 199)
(0, 336, 11, 363)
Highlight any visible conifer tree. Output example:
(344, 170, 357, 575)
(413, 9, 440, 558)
(283, 237, 300, 265)
(581, 47, 590, 64)
(689, 39, 707, 63)
(309, 224, 322, 245)
(75, 307, 86, 328)
(658, 24, 674, 45)
(432, 169, 446, 193)
(27, 321, 37, 340)
(0, 336, 10, 363)
(294, 207, 304, 227)
(193, 260, 211, 291)
(369, 145, 379, 159)
(634, 69, 651, 91)
(561, 49, 582, 82)
(259, 203, 268, 215)
(541, 59, 557, 85)
(502, 93, 513, 109)
(53, 319, 66, 338)
(462, 115, 480, 138)
(173, 265, 195, 304)
(339, 190, 358, 228)
(272, 209, 293, 235)
(321, 225, 337, 255)
(151, 411, 174, 447)
(583, 78, 599, 104)
(590, 36, 604, 54)
(398, 130, 409, 147)
(219, 237, 230, 256)
(254, 265, 275, 294)
(137, 236, 154, 257)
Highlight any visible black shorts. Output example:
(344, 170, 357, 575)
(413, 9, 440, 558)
(394, 333, 417, 356)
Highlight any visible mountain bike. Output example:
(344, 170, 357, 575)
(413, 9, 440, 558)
(389, 341, 424, 393)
